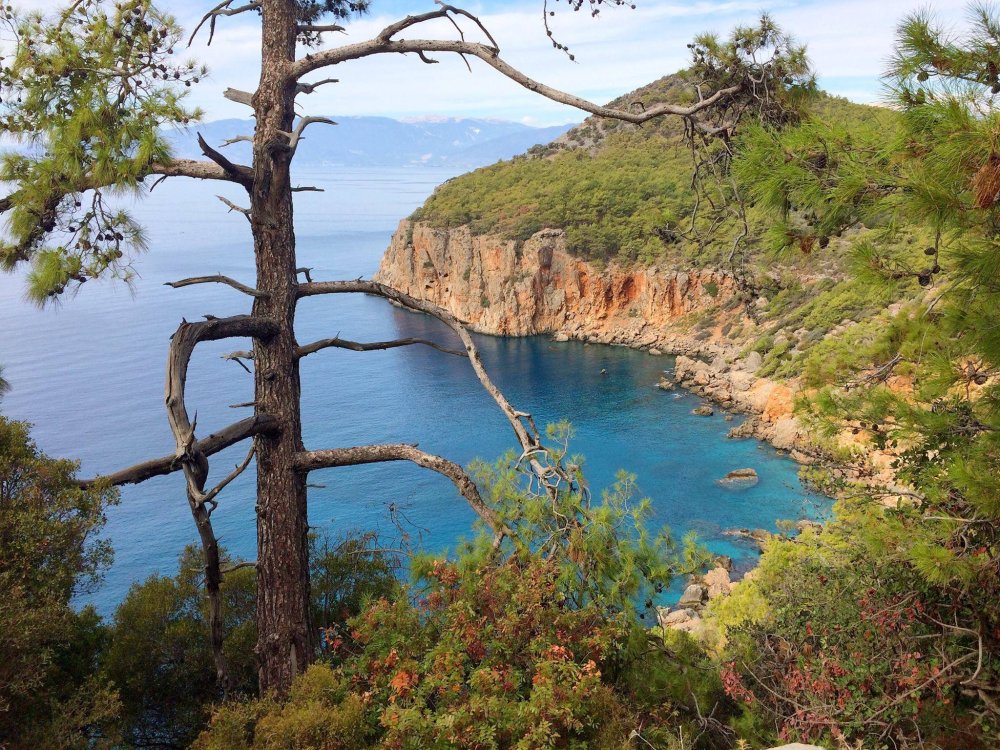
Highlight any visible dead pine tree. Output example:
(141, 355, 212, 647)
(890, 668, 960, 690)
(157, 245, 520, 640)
(0, 0, 803, 695)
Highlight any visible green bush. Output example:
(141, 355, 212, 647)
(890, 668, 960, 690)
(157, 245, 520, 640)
(0, 415, 120, 750)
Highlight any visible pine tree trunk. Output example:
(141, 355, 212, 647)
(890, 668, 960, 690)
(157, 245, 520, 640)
(251, 0, 312, 695)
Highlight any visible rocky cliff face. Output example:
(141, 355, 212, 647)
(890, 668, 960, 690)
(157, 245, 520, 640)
(375, 220, 737, 349)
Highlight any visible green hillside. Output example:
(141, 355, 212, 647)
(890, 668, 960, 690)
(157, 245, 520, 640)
(413, 73, 889, 268)
(411, 73, 929, 386)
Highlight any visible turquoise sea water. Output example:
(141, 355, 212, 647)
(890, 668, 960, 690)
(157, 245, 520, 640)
(0, 167, 828, 613)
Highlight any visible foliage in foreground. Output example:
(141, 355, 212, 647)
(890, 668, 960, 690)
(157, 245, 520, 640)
(711, 4, 1000, 746)
(194, 446, 731, 750)
(0, 415, 120, 749)
(103, 533, 400, 749)
(713, 495, 998, 748)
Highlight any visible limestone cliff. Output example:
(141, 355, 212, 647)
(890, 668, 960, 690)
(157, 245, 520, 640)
(375, 220, 737, 349)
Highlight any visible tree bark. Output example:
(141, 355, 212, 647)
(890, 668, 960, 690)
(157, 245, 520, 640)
(251, 0, 311, 695)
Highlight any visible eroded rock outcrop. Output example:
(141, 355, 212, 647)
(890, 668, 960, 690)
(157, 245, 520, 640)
(376, 221, 736, 347)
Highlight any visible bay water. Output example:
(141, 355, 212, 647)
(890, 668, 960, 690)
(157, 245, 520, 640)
(0, 167, 827, 613)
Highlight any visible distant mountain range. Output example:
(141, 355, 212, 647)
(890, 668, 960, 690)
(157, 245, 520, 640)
(164, 116, 576, 169)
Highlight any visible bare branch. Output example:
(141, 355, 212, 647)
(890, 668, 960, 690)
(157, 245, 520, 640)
(278, 116, 337, 152)
(189, 0, 260, 47)
(165, 274, 267, 298)
(297, 279, 590, 506)
(372, 4, 498, 49)
(192, 444, 256, 508)
(291, 185, 324, 193)
(78, 414, 277, 487)
(223, 87, 255, 108)
(297, 280, 538, 455)
(292, 38, 739, 125)
(149, 158, 247, 182)
(198, 133, 254, 190)
(296, 78, 338, 95)
(296, 267, 314, 282)
(222, 350, 254, 374)
(298, 23, 345, 34)
(216, 194, 252, 219)
(296, 335, 467, 359)
(221, 134, 254, 148)
(294, 443, 512, 541)
(0, 158, 250, 225)
(164, 315, 278, 506)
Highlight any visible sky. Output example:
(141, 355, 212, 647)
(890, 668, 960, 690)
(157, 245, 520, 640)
(27, 0, 972, 125)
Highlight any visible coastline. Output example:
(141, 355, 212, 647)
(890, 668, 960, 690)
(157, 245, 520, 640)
(375, 219, 819, 461)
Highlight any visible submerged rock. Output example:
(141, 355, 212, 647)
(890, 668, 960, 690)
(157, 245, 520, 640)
(720, 467, 759, 487)
(723, 527, 772, 549)
(656, 376, 674, 391)
(691, 405, 714, 416)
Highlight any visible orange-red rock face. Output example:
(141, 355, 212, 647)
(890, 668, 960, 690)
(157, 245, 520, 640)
(375, 220, 735, 348)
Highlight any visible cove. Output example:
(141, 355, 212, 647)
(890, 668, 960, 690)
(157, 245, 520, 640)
(0, 167, 829, 613)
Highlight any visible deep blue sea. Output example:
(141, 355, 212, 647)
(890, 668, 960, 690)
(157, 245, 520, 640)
(0, 167, 828, 613)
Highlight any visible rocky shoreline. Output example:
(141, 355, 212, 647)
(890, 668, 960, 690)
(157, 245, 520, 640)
(375, 220, 908, 633)
(375, 220, 911, 486)
(376, 220, 816, 453)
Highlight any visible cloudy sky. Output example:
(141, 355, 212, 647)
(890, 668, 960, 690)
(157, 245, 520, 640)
(36, 0, 974, 125)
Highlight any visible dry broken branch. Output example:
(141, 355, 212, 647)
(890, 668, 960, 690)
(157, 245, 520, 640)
(221, 134, 254, 148)
(78, 414, 277, 487)
(294, 443, 512, 543)
(296, 77, 338, 95)
(296, 335, 467, 359)
(189, 0, 261, 46)
(164, 315, 278, 507)
(165, 274, 267, 298)
(279, 116, 337, 152)
(216, 195, 252, 219)
(198, 133, 254, 190)
(192, 444, 256, 509)
(223, 87, 255, 108)
(292, 38, 739, 127)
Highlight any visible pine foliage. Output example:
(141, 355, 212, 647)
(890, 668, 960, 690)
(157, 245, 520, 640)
(0, 0, 200, 302)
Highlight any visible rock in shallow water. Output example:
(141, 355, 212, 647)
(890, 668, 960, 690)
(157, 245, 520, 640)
(719, 467, 759, 487)
(723, 528, 772, 549)
(691, 405, 714, 416)
(656, 376, 674, 391)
